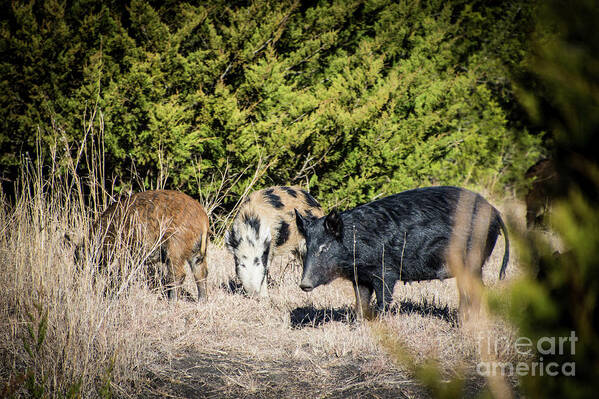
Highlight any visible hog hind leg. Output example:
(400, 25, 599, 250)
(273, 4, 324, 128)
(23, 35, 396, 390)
(372, 275, 397, 314)
(164, 256, 178, 301)
(166, 255, 187, 301)
(190, 259, 208, 300)
(189, 254, 208, 300)
(353, 283, 374, 320)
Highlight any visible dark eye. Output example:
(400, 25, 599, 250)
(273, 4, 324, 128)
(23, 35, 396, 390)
(254, 257, 260, 266)
(317, 243, 329, 254)
(234, 257, 245, 268)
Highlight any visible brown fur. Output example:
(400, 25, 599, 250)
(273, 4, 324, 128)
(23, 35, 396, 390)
(91, 190, 209, 300)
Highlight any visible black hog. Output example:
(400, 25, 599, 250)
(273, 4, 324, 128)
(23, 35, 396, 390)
(295, 186, 509, 318)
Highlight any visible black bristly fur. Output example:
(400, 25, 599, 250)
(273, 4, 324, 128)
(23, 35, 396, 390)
(226, 228, 240, 250)
(242, 213, 261, 234)
(324, 211, 342, 239)
(264, 188, 285, 209)
(300, 189, 321, 209)
(275, 220, 290, 247)
(297, 186, 510, 313)
(261, 239, 270, 269)
(281, 186, 298, 198)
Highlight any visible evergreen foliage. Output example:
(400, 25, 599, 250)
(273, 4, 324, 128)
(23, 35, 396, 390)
(1, 0, 541, 210)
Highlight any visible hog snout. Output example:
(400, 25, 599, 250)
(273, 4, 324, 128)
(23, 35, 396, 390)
(300, 258, 319, 292)
(300, 280, 314, 292)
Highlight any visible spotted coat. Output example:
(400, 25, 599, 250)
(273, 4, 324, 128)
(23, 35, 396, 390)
(225, 186, 324, 297)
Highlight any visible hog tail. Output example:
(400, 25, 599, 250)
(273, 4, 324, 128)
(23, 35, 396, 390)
(497, 213, 510, 280)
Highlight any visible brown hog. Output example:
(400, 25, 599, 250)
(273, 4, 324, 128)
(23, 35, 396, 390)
(87, 190, 209, 300)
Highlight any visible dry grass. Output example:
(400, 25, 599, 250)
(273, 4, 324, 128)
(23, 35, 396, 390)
(0, 149, 532, 398)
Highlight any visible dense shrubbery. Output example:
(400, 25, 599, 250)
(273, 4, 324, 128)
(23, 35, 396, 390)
(1, 0, 542, 210)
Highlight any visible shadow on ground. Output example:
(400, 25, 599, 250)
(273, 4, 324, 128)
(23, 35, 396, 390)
(290, 306, 356, 328)
(395, 298, 459, 326)
(290, 298, 458, 329)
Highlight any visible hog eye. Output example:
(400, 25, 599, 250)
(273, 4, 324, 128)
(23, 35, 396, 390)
(317, 243, 329, 255)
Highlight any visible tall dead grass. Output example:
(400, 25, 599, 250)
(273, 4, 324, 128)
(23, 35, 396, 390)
(0, 113, 263, 397)
(0, 138, 177, 396)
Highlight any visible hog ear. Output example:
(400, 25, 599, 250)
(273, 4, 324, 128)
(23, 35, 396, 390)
(225, 228, 239, 252)
(294, 209, 307, 236)
(324, 210, 343, 239)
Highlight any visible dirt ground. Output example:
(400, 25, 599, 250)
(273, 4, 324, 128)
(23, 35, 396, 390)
(147, 349, 426, 398)
(142, 298, 489, 399)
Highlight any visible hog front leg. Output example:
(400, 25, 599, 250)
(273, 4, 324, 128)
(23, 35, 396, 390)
(353, 282, 374, 320)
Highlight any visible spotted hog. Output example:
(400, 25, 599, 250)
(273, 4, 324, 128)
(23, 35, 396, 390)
(225, 186, 324, 297)
(87, 190, 210, 300)
(295, 186, 509, 318)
